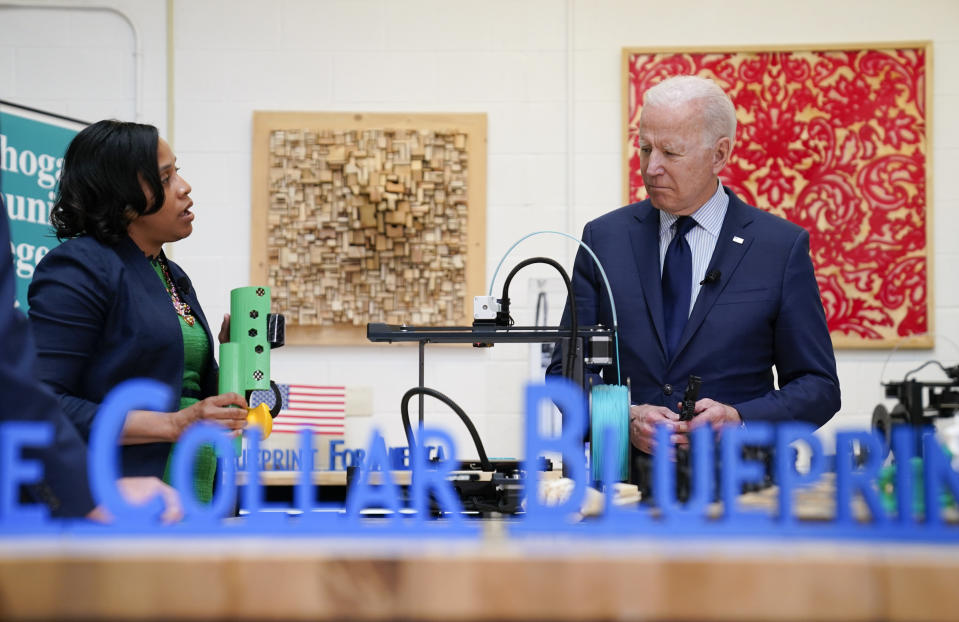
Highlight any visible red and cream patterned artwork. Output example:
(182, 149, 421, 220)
(624, 46, 930, 348)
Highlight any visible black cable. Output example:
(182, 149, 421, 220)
(500, 257, 577, 380)
(400, 386, 493, 472)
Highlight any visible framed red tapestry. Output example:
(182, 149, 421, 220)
(622, 43, 932, 349)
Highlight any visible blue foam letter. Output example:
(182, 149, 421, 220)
(0, 422, 53, 524)
(239, 427, 286, 526)
(776, 423, 825, 524)
(345, 430, 401, 520)
(409, 427, 463, 524)
(922, 431, 959, 526)
(655, 424, 713, 522)
(835, 431, 886, 524)
(89, 379, 171, 525)
(891, 425, 918, 524)
(524, 378, 588, 524)
(171, 423, 237, 525)
(720, 422, 774, 525)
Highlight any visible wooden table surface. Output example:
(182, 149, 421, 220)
(1, 534, 958, 621)
(3, 474, 956, 621)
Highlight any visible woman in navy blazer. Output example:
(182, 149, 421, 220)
(28, 120, 247, 485)
(2, 199, 182, 521)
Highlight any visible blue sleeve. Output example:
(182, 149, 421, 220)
(734, 230, 841, 426)
(27, 242, 109, 439)
(0, 207, 96, 517)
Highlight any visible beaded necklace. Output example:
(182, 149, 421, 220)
(153, 255, 196, 327)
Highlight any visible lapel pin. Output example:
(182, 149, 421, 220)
(733, 236, 744, 244)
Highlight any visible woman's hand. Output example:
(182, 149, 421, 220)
(170, 392, 248, 439)
(218, 313, 231, 344)
(87, 476, 183, 524)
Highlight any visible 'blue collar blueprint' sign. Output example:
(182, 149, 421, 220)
(1, 377, 958, 542)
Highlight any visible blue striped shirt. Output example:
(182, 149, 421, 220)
(658, 182, 728, 317)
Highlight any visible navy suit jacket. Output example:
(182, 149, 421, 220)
(28, 234, 218, 478)
(549, 187, 840, 427)
(0, 206, 95, 517)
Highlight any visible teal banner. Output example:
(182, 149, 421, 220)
(0, 102, 85, 310)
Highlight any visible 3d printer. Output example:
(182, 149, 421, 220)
(366, 256, 623, 514)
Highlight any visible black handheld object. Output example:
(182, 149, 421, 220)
(679, 374, 701, 421)
(673, 374, 702, 503)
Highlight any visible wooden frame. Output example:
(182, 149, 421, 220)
(252, 112, 487, 345)
(622, 43, 933, 349)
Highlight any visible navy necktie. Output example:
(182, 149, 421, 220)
(662, 216, 697, 359)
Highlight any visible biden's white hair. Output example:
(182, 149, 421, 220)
(642, 75, 737, 146)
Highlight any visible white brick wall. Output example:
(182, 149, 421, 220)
(2, 0, 959, 459)
(0, 1, 168, 125)
(0, 5, 135, 120)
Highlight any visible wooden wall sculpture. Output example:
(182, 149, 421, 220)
(252, 113, 486, 345)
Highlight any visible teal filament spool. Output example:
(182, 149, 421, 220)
(589, 384, 630, 482)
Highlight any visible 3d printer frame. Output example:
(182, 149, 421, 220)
(366, 322, 616, 426)
(365, 322, 616, 514)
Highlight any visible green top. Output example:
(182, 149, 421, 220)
(151, 259, 217, 504)
(179, 310, 210, 406)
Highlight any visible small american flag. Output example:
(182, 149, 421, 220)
(250, 383, 345, 436)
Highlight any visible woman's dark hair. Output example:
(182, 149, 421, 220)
(51, 120, 164, 244)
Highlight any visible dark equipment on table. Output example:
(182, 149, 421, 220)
(872, 362, 959, 458)
(399, 385, 535, 515)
